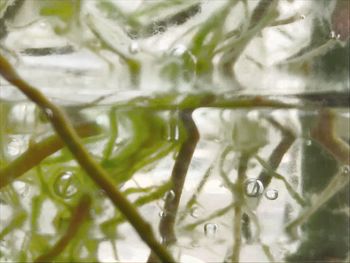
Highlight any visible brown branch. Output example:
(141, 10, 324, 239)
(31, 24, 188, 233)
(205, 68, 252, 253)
(258, 117, 296, 188)
(148, 110, 199, 263)
(34, 194, 92, 262)
(230, 153, 250, 262)
(311, 109, 350, 165)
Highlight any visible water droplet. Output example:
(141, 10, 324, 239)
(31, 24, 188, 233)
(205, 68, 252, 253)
(330, 31, 340, 40)
(159, 211, 166, 218)
(39, 21, 48, 29)
(170, 45, 187, 56)
(204, 223, 218, 237)
(190, 207, 199, 218)
(167, 123, 180, 142)
(54, 171, 79, 199)
(342, 165, 350, 175)
(153, 24, 166, 35)
(44, 108, 54, 119)
(128, 42, 140, 54)
(244, 179, 264, 197)
(163, 190, 175, 201)
(265, 189, 279, 200)
(300, 15, 305, 20)
(305, 139, 312, 146)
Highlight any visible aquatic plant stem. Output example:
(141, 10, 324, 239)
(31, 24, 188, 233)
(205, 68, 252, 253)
(0, 54, 174, 263)
(0, 123, 100, 189)
(177, 163, 213, 223)
(258, 117, 296, 188)
(311, 109, 350, 165)
(34, 194, 92, 262)
(148, 110, 199, 263)
(231, 153, 250, 262)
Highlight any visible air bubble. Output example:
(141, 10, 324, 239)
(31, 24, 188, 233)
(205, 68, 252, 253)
(342, 165, 350, 175)
(300, 15, 305, 20)
(244, 178, 264, 197)
(190, 207, 199, 218)
(163, 190, 175, 201)
(170, 45, 187, 56)
(39, 21, 48, 29)
(44, 108, 54, 119)
(159, 211, 166, 218)
(305, 139, 312, 146)
(330, 31, 340, 40)
(167, 124, 180, 142)
(265, 189, 279, 200)
(129, 42, 140, 54)
(53, 171, 79, 199)
(204, 223, 218, 237)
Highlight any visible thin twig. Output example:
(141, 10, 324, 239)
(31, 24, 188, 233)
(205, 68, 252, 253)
(34, 194, 92, 262)
(311, 109, 350, 165)
(255, 155, 307, 207)
(230, 153, 250, 263)
(103, 107, 118, 159)
(177, 163, 213, 223)
(0, 54, 174, 263)
(182, 202, 234, 231)
(286, 109, 350, 238)
(219, 146, 235, 189)
(285, 167, 350, 239)
(257, 117, 296, 188)
(148, 110, 199, 262)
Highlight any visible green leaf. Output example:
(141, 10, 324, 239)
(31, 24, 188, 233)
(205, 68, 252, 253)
(39, 0, 75, 22)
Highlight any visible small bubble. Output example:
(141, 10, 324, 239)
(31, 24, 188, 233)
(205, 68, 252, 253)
(128, 42, 140, 54)
(244, 178, 264, 197)
(265, 189, 279, 200)
(53, 171, 79, 199)
(153, 24, 166, 34)
(170, 45, 187, 56)
(39, 21, 48, 29)
(167, 125, 180, 142)
(190, 207, 199, 218)
(342, 165, 350, 175)
(330, 31, 340, 40)
(305, 139, 312, 146)
(204, 223, 218, 237)
(159, 211, 166, 218)
(163, 190, 175, 201)
(44, 108, 54, 119)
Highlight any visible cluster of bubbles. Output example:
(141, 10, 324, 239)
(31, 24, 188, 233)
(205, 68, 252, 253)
(244, 178, 278, 200)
